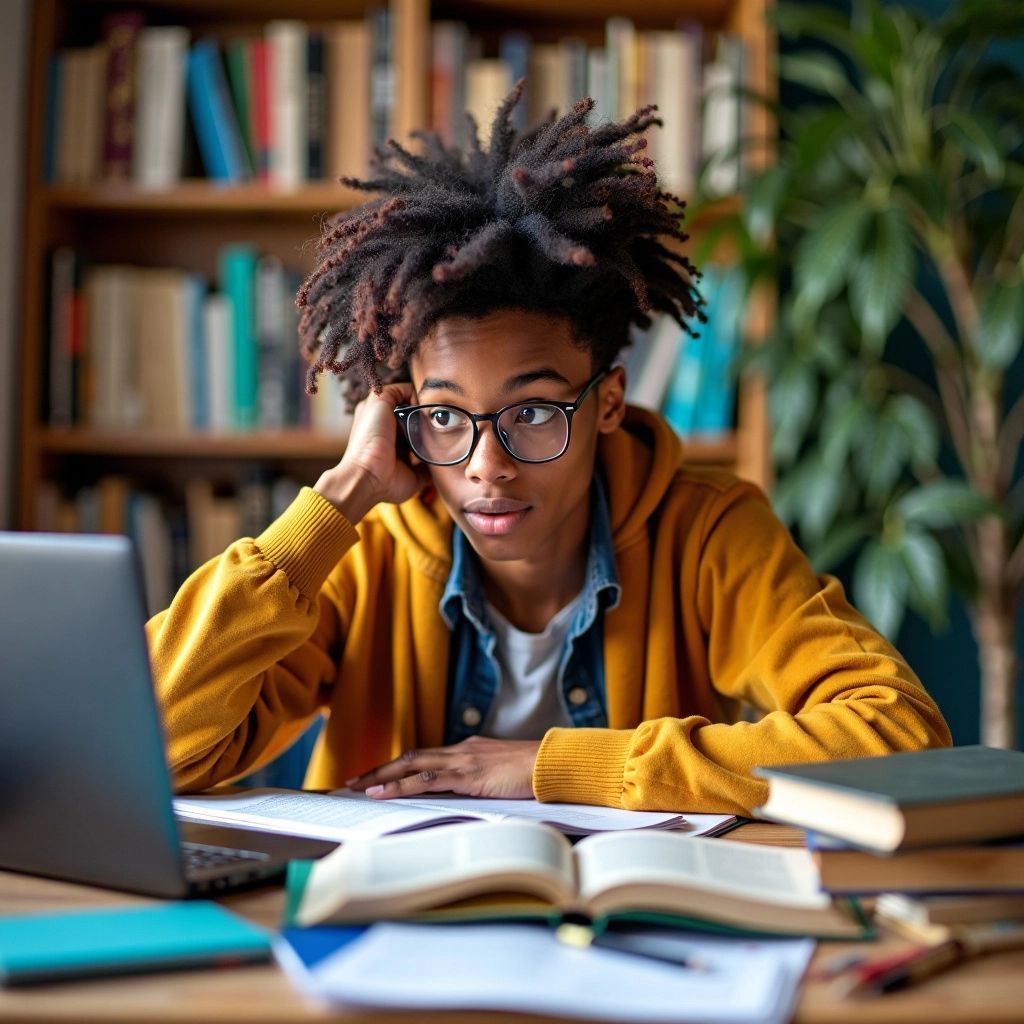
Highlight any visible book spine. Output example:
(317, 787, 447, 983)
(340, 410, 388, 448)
(249, 38, 272, 181)
(132, 26, 190, 189)
(690, 270, 743, 433)
(186, 39, 250, 182)
(43, 56, 61, 183)
(306, 31, 326, 180)
(498, 31, 529, 133)
(391, 0, 429, 145)
(369, 6, 394, 150)
(267, 20, 308, 188)
(46, 246, 77, 427)
(218, 246, 259, 430)
(184, 272, 208, 431)
(224, 39, 256, 173)
(256, 254, 287, 430)
(332, 21, 372, 179)
(101, 10, 145, 180)
(202, 292, 233, 432)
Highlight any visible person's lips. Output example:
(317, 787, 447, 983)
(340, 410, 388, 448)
(462, 497, 532, 536)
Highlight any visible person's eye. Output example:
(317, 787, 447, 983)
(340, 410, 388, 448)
(514, 405, 558, 426)
(427, 407, 467, 431)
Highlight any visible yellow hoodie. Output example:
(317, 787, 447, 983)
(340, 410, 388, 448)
(147, 408, 951, 814)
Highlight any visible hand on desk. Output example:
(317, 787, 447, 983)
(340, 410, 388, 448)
(346, 736, 541, 800)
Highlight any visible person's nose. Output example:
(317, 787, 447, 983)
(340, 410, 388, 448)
(464, 420, 517, 483)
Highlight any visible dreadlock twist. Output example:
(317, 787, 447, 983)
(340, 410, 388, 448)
(297, 79, 702, 403)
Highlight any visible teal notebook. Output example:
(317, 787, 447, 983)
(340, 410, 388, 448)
(0, 901, 272, 986)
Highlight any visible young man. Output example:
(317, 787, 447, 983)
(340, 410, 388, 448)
(148, 87, 950, 815)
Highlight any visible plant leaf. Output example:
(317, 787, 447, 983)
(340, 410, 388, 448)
(977, 276, 1024, 371)
(896, 480, 1001, 528)
(798, 453, 849, 543)
(778, 52, 852, 100)
(793, 200, 872, 317)
(808, 518, 872, 573)
(942, 109, 1006, 180)
(769, 362, 819, 464)
(853, 539, 908, 638)
(887, 393, 940, 470)
(898, 528, 949, 629)
(849, 207, 916, 352)
(742, 166, 790, 245)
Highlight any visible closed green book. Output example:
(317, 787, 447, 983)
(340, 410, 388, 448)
(754, 745, 1024, 853)
(0, 901, 271, 986)
(218, 244, 259, 429)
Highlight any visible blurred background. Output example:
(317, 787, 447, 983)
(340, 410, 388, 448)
(0, 0, 1020, 785)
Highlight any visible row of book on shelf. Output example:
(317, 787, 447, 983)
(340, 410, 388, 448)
(623, 266, 743, 437)
(47, 245, 740, 439)
(35, 473, 305, 616)
(45, 246, 351, 436)
(47, 4, 748, 194)
(754, 745, 1024, 944)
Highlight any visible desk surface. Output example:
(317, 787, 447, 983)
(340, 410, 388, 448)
(1, 822, 1022, 1024)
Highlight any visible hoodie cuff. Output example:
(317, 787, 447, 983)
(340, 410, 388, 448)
(533, 727, 634, 806)
(255, 487, 359, 599)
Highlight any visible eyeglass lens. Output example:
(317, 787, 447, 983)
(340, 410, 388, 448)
(406, 403, 569, 464)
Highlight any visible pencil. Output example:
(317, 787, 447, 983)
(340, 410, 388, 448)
(846, 939, 965, 996)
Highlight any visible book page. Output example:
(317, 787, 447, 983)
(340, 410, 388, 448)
(173, 788, 483, 841)
(574, 833, 829, 909)
(295, 820, 575, 925)
(329, 792, 692, 834)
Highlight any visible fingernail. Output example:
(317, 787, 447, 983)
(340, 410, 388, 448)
(344, 777, 359, 786)
(365, 785, 384, 797)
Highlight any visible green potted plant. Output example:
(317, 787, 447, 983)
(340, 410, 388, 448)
(700, 0, 1024, 746)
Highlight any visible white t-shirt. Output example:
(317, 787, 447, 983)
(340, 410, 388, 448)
(480, 595, 581, 739)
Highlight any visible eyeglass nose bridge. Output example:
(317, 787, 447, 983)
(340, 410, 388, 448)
(462, 410, 518, 465)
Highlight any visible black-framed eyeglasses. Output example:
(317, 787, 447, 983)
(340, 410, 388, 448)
(394, 370, 609, 466)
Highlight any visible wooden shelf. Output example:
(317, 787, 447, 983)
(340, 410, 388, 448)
(37, 427, 737, 464)
(37, 428, 351, 460)
(44, 181, 366, 217)
(44, 182, 740, 226)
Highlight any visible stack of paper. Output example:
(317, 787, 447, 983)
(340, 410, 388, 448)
(275, 922, 814, 1024)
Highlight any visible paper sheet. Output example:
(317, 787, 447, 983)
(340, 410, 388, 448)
(276, 922, 814, 1024)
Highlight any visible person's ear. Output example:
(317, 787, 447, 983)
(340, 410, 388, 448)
(596, 365, 627, 435)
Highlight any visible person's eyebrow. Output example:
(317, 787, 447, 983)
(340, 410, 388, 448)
(417, 369, 572, 399)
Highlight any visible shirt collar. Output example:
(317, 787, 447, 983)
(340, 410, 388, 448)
(440, 475, 621, 632)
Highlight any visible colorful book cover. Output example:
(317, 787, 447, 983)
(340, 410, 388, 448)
(224, 39, 256, 172)
(218, 245, 259, 429)
(186, 38, 251, 182)
(101, 9, 145, 179)
(306, 31, 326, 180)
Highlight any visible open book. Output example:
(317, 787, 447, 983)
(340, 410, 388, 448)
(288, 820, 868, 939)
(173, 788, 736, 842)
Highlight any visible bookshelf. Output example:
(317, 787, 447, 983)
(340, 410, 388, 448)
(16, 0, 773, 591)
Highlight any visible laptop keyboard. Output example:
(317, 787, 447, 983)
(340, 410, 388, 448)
(181, 841, 271, 875)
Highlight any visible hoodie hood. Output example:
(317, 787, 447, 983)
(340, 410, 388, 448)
(373, 405, 685, 579)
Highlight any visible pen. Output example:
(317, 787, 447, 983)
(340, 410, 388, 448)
(850, 938, 965, 996)
(554, 922, 709, 971)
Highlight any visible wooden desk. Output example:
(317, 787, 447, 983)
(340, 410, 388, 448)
(1, 823, 1022, 1024)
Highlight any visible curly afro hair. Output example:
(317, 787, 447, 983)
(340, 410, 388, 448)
(297, 79, 702, 403)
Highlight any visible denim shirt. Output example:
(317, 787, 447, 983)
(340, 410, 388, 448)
(439, 478, 621, 744)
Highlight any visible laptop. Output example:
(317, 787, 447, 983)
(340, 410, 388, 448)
(0, 530, 329, 896)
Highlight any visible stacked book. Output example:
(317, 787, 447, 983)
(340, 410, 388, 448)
(753, 745, 1024, 940)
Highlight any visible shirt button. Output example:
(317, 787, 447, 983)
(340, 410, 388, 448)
(568, 687, 588, 707)
(462, 707, 482, 727)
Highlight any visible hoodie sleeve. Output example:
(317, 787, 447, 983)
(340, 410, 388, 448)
(146, 487, 359, 792)
(533, 481, 952, 815)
